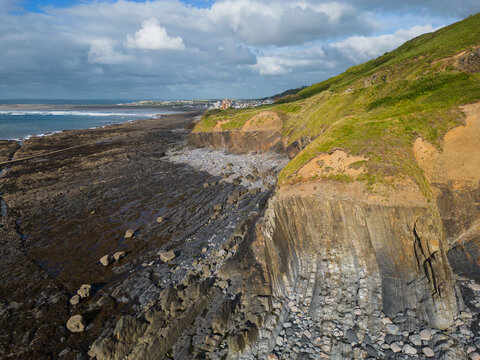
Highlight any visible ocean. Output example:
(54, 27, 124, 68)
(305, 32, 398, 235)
(0, 100, 177, 140)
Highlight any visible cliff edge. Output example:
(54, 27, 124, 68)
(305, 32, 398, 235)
(89, 13, 480, 360)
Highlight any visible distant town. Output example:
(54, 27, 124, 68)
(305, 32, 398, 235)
(120, 98, 275, 110)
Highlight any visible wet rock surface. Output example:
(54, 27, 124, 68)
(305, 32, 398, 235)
(2, 108, 480, 360)
(0, 111, 287, 359)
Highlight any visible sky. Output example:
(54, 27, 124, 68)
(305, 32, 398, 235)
(0, 0, 479, 100)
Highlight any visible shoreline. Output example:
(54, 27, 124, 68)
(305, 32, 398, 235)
(0, 108, 282, 358)
(0, 110, 206, 358)
(0, 107, 192, 142)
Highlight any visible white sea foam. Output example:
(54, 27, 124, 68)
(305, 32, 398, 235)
(0, 110, 159, 117)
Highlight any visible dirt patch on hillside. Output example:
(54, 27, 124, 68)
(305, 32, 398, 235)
(241, 111, 282, 132)
(434, 46, 480, 73)
(279, 177, 427, 207)
(213, 119, 231, 132)
(296, 150, 367, 181)
(414, 102, 480, 189)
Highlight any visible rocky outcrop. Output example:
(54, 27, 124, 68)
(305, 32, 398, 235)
(267, 181, 458, 319)
(189, 111, 286, 153)
(236, 179, 460, 358)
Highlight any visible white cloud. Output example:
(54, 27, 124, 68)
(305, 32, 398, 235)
(254, 57, 290, 75)
(332, 25, 438, 62)
(253, 53, 320, 75)
(88, 38, 132, 64)
(125, 19, 185, 50)
(207, 0, 376, 46)
(0, 0, 475, 99)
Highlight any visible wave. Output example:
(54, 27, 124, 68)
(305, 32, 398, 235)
(0, 110, 159, 117)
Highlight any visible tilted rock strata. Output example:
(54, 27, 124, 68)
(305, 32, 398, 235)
(261, 181, 459, 323)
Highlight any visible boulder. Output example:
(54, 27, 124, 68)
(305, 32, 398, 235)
(124, 229, 135, 238)
(232, 177, 242, 186)
(158, 250, 176, 262)
(420, 329, 432, 341)
(403, 344, 417, 355)
(77, 284, 91, 299)
(249, 187, 261, 195)
(390, 343, 401, 353)
(70, 295, 80, 305)
(156, 216, 163, 223)
(66, 315, 86, 333)
(422, 347, 435, 358)
(386, 324, 399, 335)
(100, 254, 111, 266)
(409, 334, 422, 346)
(113, 251, 126, 261)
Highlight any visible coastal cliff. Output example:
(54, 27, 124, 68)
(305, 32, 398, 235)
(152, 12, 479, 359)
(189, 110, 286, 153)
(32, 12, 477, 360)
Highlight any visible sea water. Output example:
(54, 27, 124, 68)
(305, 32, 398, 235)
(0, 100, 176, 140)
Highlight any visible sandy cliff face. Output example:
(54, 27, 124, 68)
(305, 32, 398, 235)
(188, 111, 286, 153)
(414, 102, 480, 283)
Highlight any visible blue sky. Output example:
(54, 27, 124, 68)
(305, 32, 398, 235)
(1, 0, 479, 100)
(22, 0, 215, 12)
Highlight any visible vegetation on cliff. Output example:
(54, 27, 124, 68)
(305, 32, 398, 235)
(193, 13, 480, 193)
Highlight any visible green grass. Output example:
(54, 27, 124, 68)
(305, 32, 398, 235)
(193, 13, 480, 195)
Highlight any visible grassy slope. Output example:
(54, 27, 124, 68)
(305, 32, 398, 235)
(193, 13, 480, 194)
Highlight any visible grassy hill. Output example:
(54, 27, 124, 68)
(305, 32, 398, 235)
(193, 13, 480, 195)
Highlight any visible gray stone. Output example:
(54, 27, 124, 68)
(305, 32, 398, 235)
(409, 334, 422, 346)
(403, 344, 417, 355)
(390, 343, 401, 353)
(158, 250, 176, 262)
(283, 322, 292, 328)
(249, 187, 261, 195)
(382, 317, 393, 325)
(420, 329, 432, 341)
(345, 329, 359, 344)
(422, 347, 435, 358)
(406, 309, 416, 317)
(386, 324, 399, 335)
(470, 353, 480, 360)
(124, 229, 135, 238)
(113, 251, 125, 261)
(77, 284, 91, 299)
(59, 348, 70, 357)
(276, 336, 283, 347)
(66, 315, 86, 333)
(365, 345, 378, 357)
